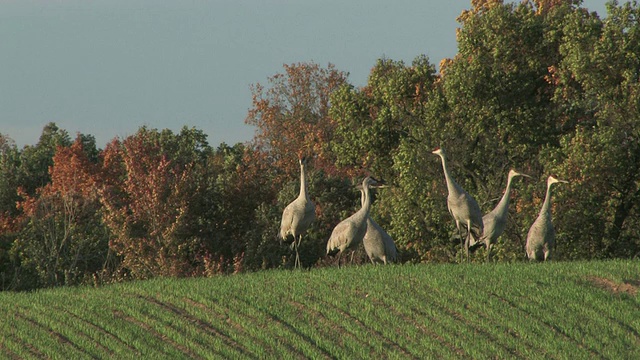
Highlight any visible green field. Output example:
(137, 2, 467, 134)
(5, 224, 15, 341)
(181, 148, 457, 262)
(1, 260, 638, 359)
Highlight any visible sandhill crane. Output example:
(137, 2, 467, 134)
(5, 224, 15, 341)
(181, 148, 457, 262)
(478, 169, 530, 261)
(432, 147, 484, 262)
(526, 175, 568, 261)
(357, 186, 397, 265)
(326, 176, 383, 267)
(279, 156, 315, 269)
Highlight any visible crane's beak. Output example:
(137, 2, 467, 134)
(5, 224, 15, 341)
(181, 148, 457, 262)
(372, 178, 387, 188)
(356, 178, 388, 189)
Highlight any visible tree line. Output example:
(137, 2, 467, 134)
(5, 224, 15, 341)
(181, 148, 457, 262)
(1, 0, 638, 290)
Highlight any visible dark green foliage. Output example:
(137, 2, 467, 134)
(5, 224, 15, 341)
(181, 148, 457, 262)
(326, 0, 640, 263)
(13, 192, 110, 288)
(330, 56, 437, 181)
(17, 122, 71, 196)
(0, 135, 20, 217)
(545, 1, 640, 259)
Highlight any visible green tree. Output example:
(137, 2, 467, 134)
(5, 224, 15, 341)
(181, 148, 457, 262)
(388, 1, 569, 262)
(204, 143, 276, 273)
(330, 56, 436, 180)
(546, 0, 640, 259)
(17, 123, 71, 196)
(0, 134, 21, 289)
(12, 137, 109, 288)
(0, 134, 20, 217)
(328, 56, 438, 262)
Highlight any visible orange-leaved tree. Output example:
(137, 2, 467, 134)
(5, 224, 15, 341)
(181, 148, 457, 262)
(13, 135, 108, 288)
(245, 62, 348, 180)
(98, 127, 210, 279)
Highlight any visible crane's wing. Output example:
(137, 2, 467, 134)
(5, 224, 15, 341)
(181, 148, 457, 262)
(449, 192, 484, 237)
(382, 232, 397, 263)
(299, 200, 316, 232)
(279, 203, 295, 240)
(363, 217, 384, 261)
(327, 219, 357, 254)
(526, 215, 550, 257)
(481, 212, 506, 245)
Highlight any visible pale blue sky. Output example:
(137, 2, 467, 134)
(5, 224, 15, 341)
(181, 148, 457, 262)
(1, 0, 608, 148)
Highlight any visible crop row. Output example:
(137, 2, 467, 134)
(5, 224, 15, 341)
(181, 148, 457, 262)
(0, 261, 638, 359)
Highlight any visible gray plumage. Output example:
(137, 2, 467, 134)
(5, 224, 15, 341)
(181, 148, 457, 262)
(279, 157, 315, 269)
(363, 218, 397, 265)
(478, 169, 530, 261)
(433, 147, 484, 262)
(526, 175, 568, 261)
(359, 187, 397, 265)
(326, 176, 382, 266)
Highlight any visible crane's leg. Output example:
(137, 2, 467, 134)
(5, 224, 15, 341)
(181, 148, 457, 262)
(294, 235, 302, 269)
(465, 220, 472, 263)
(455, 221, 464, 263)
(337, 252, 343, 268)
(543, 243, 551, 262)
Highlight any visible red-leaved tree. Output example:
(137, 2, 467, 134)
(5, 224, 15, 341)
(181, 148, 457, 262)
(245, 62, 348, 179)
(14, 136, 109, 288)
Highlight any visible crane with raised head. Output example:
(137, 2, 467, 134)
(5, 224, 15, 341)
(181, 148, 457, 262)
(279, 156, 315, 269)
(478, 169, 530, 261)
(526, 175, 568, 261)
(357, 185, 397, 265)
(326, 176, 384, 267)
(433, 147, 483, 262)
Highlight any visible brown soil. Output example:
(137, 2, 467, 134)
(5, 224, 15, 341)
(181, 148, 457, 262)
(587, 276, 639, 296)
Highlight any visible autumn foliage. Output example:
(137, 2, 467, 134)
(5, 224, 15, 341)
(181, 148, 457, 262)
(99, 133, 195, 278)
(13, 136, 106, 288)
(245, 62, 348, 179)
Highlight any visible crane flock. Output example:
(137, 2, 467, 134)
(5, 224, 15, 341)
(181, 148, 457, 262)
(279, 151, 568, 268)
(325, 176, 388, 267)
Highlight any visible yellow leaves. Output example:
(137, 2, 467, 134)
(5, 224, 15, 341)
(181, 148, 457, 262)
(439, 58, 453, 77)
(533, 0, 568, 16)
(472, 0, 504, 11)
(458, 0, 504, 23)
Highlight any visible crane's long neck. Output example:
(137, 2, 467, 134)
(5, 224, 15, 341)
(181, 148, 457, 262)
(359, 183, 373, 217)
(439, 154, 461, 197)
(494, 175, 515, 215)
(298, 162, 309, 200)
(539, 182, 553, 217)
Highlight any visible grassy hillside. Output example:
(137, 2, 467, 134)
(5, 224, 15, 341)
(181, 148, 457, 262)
(1, 260, 639, 359)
